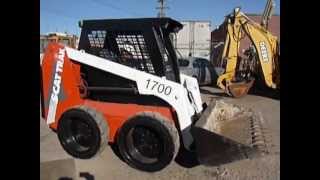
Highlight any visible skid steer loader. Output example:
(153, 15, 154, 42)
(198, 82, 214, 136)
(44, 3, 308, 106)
(40, 18, 269, 172)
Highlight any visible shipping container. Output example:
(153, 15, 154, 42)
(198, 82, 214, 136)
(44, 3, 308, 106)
(172, 21, 211, 59)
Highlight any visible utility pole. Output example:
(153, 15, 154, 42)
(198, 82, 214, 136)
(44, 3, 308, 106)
(156, 0, 168, 18)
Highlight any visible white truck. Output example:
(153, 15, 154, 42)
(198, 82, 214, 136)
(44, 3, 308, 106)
(172, 21, 211, 59)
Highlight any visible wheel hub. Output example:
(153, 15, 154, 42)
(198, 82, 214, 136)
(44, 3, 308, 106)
(132, 127, 162, 158)
(70, 119, 95, 149)
(125, 125, 164, 164)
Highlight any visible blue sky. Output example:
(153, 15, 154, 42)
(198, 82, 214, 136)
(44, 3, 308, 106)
(40, 0, 280, 35)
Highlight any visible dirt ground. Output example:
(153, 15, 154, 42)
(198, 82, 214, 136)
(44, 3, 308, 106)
(40, 86, 280, 180)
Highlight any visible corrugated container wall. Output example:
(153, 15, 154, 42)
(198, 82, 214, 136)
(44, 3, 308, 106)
(173, 21, 211, 58)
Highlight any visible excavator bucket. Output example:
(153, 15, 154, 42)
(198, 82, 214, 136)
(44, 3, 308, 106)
(227, 79, 255, 98)
(191, 100, 270, 166)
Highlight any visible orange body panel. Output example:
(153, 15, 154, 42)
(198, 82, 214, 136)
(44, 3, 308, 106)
(41, 43, 175, 143)
(42, 43, 83, 129)
(84, 100, 175, 142)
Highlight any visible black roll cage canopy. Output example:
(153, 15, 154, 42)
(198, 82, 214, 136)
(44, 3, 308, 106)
(78, 17, 183, 83)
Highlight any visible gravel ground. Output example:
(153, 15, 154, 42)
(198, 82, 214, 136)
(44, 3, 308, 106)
(40, 86, 280, 180)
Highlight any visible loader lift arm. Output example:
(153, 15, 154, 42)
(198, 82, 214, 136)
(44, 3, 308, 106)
(216, 8, 280, 97)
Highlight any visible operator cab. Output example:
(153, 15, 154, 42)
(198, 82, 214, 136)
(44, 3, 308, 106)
(78, 18, 182, 83)
(77, 18, 183, 103)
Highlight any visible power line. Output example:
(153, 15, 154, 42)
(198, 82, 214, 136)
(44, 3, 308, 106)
(89, 0, 145, 17)
(41, 7, 80, 20)
(41, 0, 148, 34)
(41, 8, 80, 35)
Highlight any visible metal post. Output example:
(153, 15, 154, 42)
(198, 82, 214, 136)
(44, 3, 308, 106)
(156, 0, 168, 18)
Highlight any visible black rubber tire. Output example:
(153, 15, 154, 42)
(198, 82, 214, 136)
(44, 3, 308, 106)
(57, 106, 108, 159)
(116, 111, 180, 172)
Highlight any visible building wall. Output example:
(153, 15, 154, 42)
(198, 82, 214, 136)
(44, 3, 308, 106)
(239, 15, 280, 54)
(248, 15, 280, 39)
(40, 33, 79, 53)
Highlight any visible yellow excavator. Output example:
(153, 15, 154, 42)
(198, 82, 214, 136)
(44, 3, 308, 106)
(215, 6, 280, 97)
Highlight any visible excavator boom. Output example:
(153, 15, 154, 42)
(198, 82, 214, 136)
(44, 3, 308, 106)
(262, 0, 276, 29)
(216, 8, 280, 97)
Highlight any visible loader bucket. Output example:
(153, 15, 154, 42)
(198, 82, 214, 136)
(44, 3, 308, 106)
(191, 100, 269, 166)
(227, 79, 255, 98)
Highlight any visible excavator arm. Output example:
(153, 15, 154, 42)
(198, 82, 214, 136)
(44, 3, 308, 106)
(216, 8, 280, 97)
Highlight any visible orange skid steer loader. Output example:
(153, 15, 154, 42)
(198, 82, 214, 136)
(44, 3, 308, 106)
(40, 18, 270, 172)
